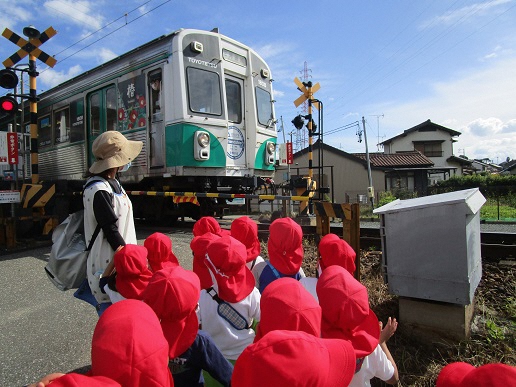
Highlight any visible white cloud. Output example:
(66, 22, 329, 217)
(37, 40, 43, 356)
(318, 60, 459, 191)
(421, 0, 512, 28)
(97, 47, 117, 64)
(38, 64, 83, 89)
(43, 0, 104, 30)
(369, 57, 516, 161)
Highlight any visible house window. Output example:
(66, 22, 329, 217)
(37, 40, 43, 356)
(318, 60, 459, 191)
(414, 141, 443, 157)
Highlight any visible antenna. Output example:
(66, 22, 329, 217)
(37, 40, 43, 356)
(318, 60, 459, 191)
(369, 114, 384, 151)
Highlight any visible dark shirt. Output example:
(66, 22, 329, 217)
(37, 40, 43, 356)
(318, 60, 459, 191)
(91, 178, 125, 250)
(259, 261, 301, 293)
(169, 330, 233, 387)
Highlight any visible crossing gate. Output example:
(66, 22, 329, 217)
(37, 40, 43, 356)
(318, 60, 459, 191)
(314, 202, 361, 279)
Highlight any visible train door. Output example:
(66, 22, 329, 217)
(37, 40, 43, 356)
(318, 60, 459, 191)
(86, 85, 117, 166)
(225, 75, 245, 168)
(148, 70, 164, 167)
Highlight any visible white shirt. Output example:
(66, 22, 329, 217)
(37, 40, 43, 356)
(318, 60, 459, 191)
(198, 287, 261, 360)
(299, 277, 318, 302)
(103, 284, 126, 304)
(349, 344, 395, 387)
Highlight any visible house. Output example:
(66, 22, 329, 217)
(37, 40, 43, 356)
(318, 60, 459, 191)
(470, 158, 502, 174)
(380, 119, 462, 183)
(353, 150, 434, 195)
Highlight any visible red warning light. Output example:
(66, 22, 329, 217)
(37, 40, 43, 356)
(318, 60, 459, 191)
(0, 96, 18, 117)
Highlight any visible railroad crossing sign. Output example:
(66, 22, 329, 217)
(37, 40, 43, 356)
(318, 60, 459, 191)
(2, 26, 57, 68)
(293, 77, 320, 110)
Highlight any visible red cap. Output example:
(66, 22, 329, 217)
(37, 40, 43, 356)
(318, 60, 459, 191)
(231, 216, 261, 263)
(142, 266, 200, 358)
(51, 374, 121, 386)
(144, 232, 179, 272)
(267, 218, 303, 275)
(232, 330, 355, 387)
(193, 216, 230, 237)
(437, 362, 516, 387)
(317, 265, 380, 358)
(190, 232, 220, 289)
(91, 300, 173, 387)
(114, 245, 152, 300)
(319, 233, 356, 274)
(205, 236, 255, 303)
(255, 277, 321, 342)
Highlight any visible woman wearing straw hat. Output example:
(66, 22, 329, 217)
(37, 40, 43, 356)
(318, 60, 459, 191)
(81, 131, 143, 316)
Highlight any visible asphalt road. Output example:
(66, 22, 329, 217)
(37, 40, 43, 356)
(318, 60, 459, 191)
(0, 229, 194, 387)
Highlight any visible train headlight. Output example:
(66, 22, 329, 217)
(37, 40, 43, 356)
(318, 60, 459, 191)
(265, 141, 275, 165)
(197, 132, 210, 148)
(194, 130, 210, 160)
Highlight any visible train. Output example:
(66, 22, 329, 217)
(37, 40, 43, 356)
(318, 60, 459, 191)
(1, 28, 278, 224)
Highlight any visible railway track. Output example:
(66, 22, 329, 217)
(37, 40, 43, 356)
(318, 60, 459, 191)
(256, 224, 516, 261)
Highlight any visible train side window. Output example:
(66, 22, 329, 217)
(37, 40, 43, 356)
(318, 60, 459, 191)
(149, 71, 162, 121)
(89, 92, 100, 136)
(225, 79, 242, 123)
(54, 108, 70, 144)
(186, 67, 222, 115)
(255, 87, 273, 127)
(38, 115, 52, 147)
(70, 98, 85, 143)
(106, 86, 117, 131)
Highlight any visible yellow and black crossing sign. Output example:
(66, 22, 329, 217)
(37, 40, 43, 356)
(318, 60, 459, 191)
(19, 183, 56, 208)
(293, 77, 321, 110)
(2, 26, 57, 68)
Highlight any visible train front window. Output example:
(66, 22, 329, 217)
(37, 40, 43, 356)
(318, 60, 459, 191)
(186, 67, 222, 115)
(225, 79, 242, 123)
(54, 108, 70, 144)
(255, 87, 273, 127)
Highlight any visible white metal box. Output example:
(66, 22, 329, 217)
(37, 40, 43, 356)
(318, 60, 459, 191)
(373, 188, 486, 305)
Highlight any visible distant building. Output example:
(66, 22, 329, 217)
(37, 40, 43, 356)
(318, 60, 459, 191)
(380, 119, 462, 183)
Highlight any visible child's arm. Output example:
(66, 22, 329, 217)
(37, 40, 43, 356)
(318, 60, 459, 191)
(379, 318, 399, 384)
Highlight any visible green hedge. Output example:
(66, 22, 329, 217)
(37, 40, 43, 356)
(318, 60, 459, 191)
(428, 175, 516, 197)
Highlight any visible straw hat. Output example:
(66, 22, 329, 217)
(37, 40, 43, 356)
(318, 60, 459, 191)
(89, 131, 143, 174)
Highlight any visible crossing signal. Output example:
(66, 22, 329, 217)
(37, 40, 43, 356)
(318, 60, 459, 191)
(0, 69, 19, 89)
(0, 95, 18, 117)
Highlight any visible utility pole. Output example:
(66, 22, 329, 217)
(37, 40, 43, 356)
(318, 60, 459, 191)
(362, 117, 375, 208)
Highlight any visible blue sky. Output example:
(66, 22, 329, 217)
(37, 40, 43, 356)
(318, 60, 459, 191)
(2, 0, 516, 163)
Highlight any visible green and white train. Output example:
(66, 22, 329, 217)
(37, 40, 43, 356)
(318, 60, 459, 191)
(15, 28, 277, 222)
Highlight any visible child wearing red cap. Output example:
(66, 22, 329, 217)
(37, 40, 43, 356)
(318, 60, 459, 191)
(101, 244, 152, 303)
(193, 216, 230, 237)
(26, 300, 172, 387)
(142, 265, 233, 387)
(232, 330, 356, 387)
(198, 236, 261, 361)
(28, 373, 121, 387)
(144, 232, 179, 272)
(300, 232, 356, 301)
(230, 216, 264, 277)
(437, 362, 516, 387)
(257, 217, 306, 293)
(190, 232, 220, 290)
(254, 277, 321, 342)
(317, 266, 399, 386)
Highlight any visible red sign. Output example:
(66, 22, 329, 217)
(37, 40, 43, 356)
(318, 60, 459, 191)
(7, 132, 18, 165)
(286, 142, 293, 164)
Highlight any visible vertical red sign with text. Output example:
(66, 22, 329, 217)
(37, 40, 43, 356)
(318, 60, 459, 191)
(7, 132, 18, 165)
(286, 142, 293, 164)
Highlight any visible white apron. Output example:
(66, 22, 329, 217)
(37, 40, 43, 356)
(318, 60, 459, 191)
(83, 178, 137, 303)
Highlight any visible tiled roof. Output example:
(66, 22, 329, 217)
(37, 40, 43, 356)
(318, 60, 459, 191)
(353, 151, 434, 168)
(381, 119, 461, 145)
